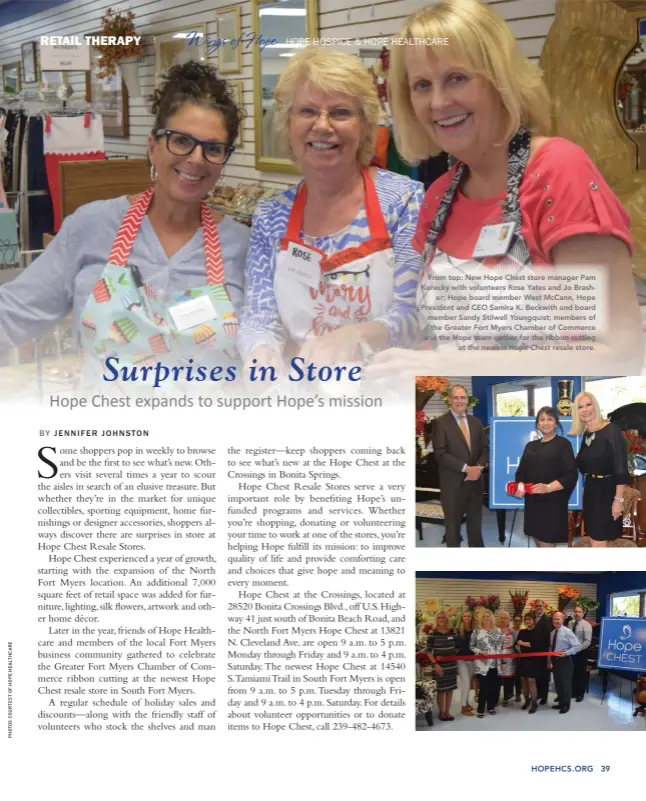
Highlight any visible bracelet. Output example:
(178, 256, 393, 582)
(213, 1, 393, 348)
(614, 496, 624, 504)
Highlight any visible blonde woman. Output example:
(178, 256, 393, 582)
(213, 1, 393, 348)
(426, 611, 459, 721)
(369, 0, 642, 377)
(571, 391, 630, 547)
(238, 47, 424, 370)
(469, 609, 504, 718)
(454, 610, 476, 715)
(497, 611, 518, 706)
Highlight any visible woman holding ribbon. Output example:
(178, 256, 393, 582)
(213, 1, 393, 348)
(368, 0, 642, 378)
(571, 391, 631, 546)
(514, 406, 579, 546)
(427, 610, 459, 721)
(515, 611, 545, 714)
(0, 62, 249, 383)
(469, 608, 504, 718)
(237, 47, 424, 370)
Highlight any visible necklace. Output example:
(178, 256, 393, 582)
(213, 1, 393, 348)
(584, 431, 596, 447)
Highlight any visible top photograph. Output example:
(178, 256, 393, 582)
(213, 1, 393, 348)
(0, 0, 646, 398)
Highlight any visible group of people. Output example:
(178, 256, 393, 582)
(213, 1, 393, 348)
(432, 386, 630, 547)
(0, 0, 642, 381)
(426, 602, 593, 720)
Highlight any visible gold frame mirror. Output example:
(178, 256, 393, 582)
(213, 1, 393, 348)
(252, 0, 319, 174)
(541, 0, 646, 277)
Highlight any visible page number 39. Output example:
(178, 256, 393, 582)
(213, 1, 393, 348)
(601, 767, 611, 773)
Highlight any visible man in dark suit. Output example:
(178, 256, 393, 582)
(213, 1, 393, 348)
(533, 599, 554, 704)
(432, 384, 489, 547)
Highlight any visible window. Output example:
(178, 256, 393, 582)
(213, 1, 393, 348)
(494, 378, 552, 417)
(610, 590, 646, 618)
(583, 376, 646, 417)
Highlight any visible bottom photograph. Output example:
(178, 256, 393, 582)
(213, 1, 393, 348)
(416, 571, 646, 731)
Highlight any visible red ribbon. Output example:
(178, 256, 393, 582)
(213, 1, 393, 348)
(436, 652, 561, 662)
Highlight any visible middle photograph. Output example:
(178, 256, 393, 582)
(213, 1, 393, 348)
(415, 375, 645, 549)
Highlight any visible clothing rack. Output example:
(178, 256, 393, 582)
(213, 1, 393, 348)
(1, 95, 98, 264)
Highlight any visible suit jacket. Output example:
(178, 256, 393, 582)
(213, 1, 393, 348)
(534, 613, 554, 651)
(432, 411, 489, 493)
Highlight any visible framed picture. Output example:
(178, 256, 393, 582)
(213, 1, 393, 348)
(154, 24, 207, 86)
(40, 71, 66, 93)
(228, 79, 244, 148)
(216, 6, 242, 74)
(21, 41, 37, 83)
(2, 62, 21, 94)
(84, 39, 129, 137)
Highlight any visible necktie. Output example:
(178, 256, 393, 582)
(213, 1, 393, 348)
(459, 416, 471, 450)
(573, 621, 579, 640)
(551, 629, 558, 654)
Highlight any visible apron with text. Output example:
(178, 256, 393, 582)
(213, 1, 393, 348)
(417, 126, 533, 351)
(275, 167, 395, 344)
(80, 187, 238, 383)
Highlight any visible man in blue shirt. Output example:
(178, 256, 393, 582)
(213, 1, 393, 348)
(548, 611, 583, 713)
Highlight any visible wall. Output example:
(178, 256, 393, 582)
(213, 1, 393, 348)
(416, 573, 598, 621)
(0, 0, 556, 189)
(470, 375, 582, 424)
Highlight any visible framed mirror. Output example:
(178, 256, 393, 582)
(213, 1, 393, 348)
(252, 0, 319, 174)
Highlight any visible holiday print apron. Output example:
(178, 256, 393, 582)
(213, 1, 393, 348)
(418, 126, 535, 351)
(275, 167, 395, 344)
(80, 187, 238, 383)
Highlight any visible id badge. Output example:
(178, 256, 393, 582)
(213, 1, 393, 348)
(472, 222, 516, 258)
(278, 241, 322, 289)
(168, 294, 217, 331)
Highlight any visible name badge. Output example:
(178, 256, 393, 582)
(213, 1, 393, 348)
(279, 241, 322, 289)
(472, 222, 516, 258)
(168, 294, 216, 331)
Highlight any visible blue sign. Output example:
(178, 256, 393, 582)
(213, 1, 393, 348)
(489, 417, 582, 509)
(598, 617, 646, 672)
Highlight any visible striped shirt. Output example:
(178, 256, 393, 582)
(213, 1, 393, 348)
(237, 168, 424, 359)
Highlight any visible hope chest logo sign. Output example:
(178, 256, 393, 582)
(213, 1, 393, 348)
(598, 617, 646, 670)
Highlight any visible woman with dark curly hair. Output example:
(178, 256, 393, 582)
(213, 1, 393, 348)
(0, 62, 249, 382)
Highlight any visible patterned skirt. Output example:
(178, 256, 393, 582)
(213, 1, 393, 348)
(433, 660, 458, 692)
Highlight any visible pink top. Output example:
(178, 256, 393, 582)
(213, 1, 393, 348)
(412, 137, 633, 265)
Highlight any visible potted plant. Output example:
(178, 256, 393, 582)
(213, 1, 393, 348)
(577, 596, 600, 618)
(95, 8, 145, 97)
(622, 429, 646, 475)
(415, 376, 449, 411)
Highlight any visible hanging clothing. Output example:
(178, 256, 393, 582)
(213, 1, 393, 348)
(43, 114, 106, 232)
(25, 116, 54, 249)
(386, 130, 413, 178)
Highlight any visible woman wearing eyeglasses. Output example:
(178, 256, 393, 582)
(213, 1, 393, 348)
(238, 47, 424, 371)
(0, 62, 249, 383)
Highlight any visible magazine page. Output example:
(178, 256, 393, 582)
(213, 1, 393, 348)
(1, 1, 645, 799)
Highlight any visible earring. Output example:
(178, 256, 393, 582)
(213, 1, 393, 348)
(150, 164, 158, 181)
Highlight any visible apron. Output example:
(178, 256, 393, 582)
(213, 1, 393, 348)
(275, 167, 395, 344)
(417, 126, 534, 351)
(80, 187, 238, 384)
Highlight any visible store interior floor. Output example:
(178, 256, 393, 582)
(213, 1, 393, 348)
(417, 674, 644, 731)
(417, 507, 570, 548)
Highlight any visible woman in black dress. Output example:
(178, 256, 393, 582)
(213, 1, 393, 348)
(427, 611, 458, 721)
(515, 406, 578, 546)
(515, 612, 546, 714)
(571, 391, 630, 547)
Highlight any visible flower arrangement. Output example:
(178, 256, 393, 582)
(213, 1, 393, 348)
(415, 376, 450, 411)
(557, 585, 581, 611)
(466, 594, 500, 614)
(95, 8, 145, 79)
(509, 589, 529, 616)
(622, 429, 646, 474)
